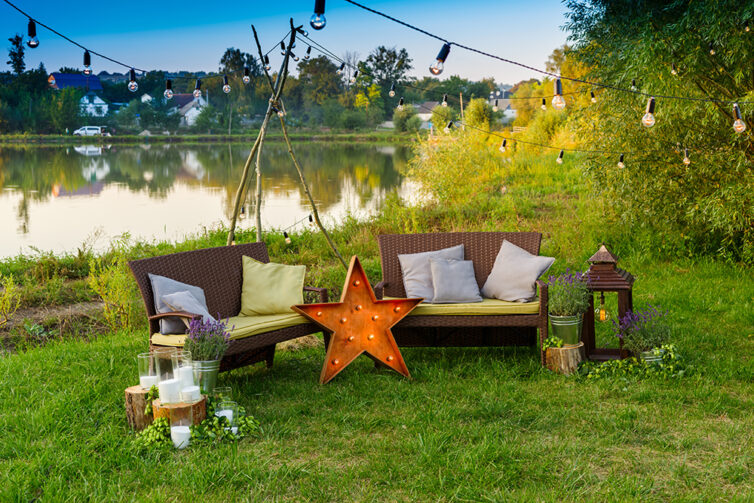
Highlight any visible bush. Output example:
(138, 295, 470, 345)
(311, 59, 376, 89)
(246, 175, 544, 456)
(87, 251, 142, 332)
(405, 115, 422, 133)
(0, 274, 20, 328)
(547, 270, 590, 316)
(393, 105, 417, 132)
(340, 109, 367, 130)
(430, 104, 456, 131)
(614, 305, 670, 355)
(464, 98, 493, 129)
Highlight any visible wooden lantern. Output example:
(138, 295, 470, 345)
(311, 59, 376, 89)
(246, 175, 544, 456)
(582, 244, 634, 361)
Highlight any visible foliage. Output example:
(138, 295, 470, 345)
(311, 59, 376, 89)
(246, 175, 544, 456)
(464, 98, 493, 129)
(144, 385, 158, 416)
(392, 104, 417, 132)
(0, 273, 20, 327)
(541, 335, 564, 351)
(6, 35, 25, 75)
(184, 317, 231, 361)
(87, 250, 141, 332)
(580, 344, 689, 380)
(614, 305, 670, 355)
(362, 46, 413, 116)
(297, 56, 342, 106)
(430, 104, 456, 130)
(547, 270, 590, 316)
(219, 48, 259, 74)
(565, 0, 754, 263)
(133, 417, 172, 449)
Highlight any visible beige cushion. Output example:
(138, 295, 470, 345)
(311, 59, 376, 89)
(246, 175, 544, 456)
(481, 240, 554, 302)
(398, 244, 465, 301)
(240, 256, 305, 315)
(151, 313, 310, 346)
(384, 296, 539, 315)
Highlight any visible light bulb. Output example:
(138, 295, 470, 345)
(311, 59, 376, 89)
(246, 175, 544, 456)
(551, 79, 566, 110)
(83, 51, 92, 76)
(617, 153, 625, 169)
(642, 97, 656, 127)
(27, 20, 39, 48)
(429, 43, 451, 76)
(709, 43, 715, 55)
(493, 99, 499, 112)
(304, 47, 312, 60)
(128, 69, 138, 92)
(683, 148, 691, 165)
(264, 56, 271, 72)
(590, 90, 597, 103)
(222, 76, 231, 94)
(746, 22, 751, 32)
(309, 214, 315, 227)
(349, 70, 358, 84)
(541, 98, 546, 111)
(597, 293, 608, 322)
(389, 83, 395, 98)
(243, 67, 250, 84)
(164, 79, 173, 100)
(280, 42, 286, 56)
(277, 107, 285, 117)
(671, 63, 678, 75)
(291, 53, 300, 62)
(310, 13, 326, 30)
(336, 63, 345, 75)
(631, 79, 637, 91)
(397, 97, 404, 111)
(442, 94, 448, 107)
(193, 79, 202, 98)
(499, 139, 507, 153)
(444, 121, 452, 133)
(284, 231, 292, 244)
(556, 150, 564, 164)
(298, 27, 309, 37)
(733, 103, 746, 133)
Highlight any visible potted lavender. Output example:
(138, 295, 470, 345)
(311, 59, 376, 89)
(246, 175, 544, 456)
(184, 317, 231, 394)
(547, 270, 590, 346)
(614, 306, 670, 363)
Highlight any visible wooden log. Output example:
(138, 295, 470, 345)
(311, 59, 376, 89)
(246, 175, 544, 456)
(125, 385, 153, 431)
(546, 342, 585, 375)
(152, 396, 207, 426)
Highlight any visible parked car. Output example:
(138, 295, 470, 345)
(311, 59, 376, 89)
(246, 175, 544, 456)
(72, 126, 110, 136)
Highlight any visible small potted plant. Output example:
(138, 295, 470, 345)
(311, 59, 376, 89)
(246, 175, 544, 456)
(547, 270, 590, 346)
(184, 317, 231, 393)
(614, 305, 670, 363)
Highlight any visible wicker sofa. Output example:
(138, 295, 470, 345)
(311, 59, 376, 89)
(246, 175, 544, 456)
(129, 243, 328, 372)
(375, 232, 549, 365)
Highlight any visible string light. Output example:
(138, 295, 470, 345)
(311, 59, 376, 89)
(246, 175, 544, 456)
(291, 52, 300, 62)
(499, 139, 507, 153)
(541, 98, 546, 111)
(311, 0, 326, 30)
(243, 67, 251, 84)
(590, 90, 596, 103)
(444, 121, 453, 133)
(746, 22, 751, 33)
(264, 55, 271, 72)
(671, 63, 678, 75)
(492, 99, 499, 112)
(349, 70, 358, 84)
(733, 103, 746, 133)
(551, 79, 566, 110)
(556, 149, 564, 164)
(441, 93, 448, 107)
(284, 231, 292, 244)
(127, 68, 138, 92)
(309, 214, 315, 227)
(617, 153, 625, 168)
(708, 43, 715, 56)
(397, 97, 404, 110)
(83, 50, 92, 76)
(26, 18, 38, 48)
(429, 43, 451, 75)
(642, 97, 656, 127)
(683, 148, 691, 165)
(389, 82, 396, 97)
(164, 79, 173, 99)
(336, 62, 345, 75)
(222, 75, 231, 94)
(280, 41, 286, 56)
(193, 79, 202, 99)
(304, 46, 312, 60)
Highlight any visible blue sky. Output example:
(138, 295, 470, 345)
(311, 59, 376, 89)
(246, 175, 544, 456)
(1, 0, 569, 85)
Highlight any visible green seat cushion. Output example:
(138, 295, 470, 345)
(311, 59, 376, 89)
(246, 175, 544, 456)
(151, 313, 311, 347)
(240, 256, 305, 315)
(384, 296, 539, 315)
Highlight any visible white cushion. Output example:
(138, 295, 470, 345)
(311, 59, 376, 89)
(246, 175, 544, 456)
(429, 258, 482, 304)
(481, 240, 555, 302)
(148, 273, 208, 334)
(161, 290, 216, 325)
(398, 244, 464, 302)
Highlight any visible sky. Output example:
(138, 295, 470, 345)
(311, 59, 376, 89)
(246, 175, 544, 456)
(0, 0, 570, 85)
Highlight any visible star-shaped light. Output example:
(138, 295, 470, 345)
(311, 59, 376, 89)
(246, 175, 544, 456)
(292, 256, 422, 384)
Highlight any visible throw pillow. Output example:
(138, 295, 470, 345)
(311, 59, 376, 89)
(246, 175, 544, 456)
(161, 290, 216, 326)
(240, 256, 305, 316)
(148, 273, 208, 334)
(429, 258, 483, 304)
(481, 240, 555, 302)
(398, 244, 464, 302)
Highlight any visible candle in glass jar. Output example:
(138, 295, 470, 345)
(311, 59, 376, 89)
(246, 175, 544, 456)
(170, 426, 191, 449)
(158, 378, 182, 404)
(180, 385, 201, 403)
(177, 366, 194, 388)
(140, 375, 159, 389)
(215, 410, 233, 423)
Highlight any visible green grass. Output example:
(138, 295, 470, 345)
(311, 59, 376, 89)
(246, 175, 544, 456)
(1, 148, 753, 500)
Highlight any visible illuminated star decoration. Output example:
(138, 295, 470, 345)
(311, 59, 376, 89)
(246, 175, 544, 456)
(292, 256, 422, 384)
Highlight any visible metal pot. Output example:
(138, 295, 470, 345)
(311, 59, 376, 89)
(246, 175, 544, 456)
(192, 360, 221, 394)
(640, 349, 665, 365)
(549, 314, 583, 347)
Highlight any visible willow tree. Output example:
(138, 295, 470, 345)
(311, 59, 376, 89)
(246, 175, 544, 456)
(565, 0, 754, 263)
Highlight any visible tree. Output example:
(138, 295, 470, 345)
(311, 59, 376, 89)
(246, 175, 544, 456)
(363, 46, 412, 115)
(430, 104, 457, 130)
(7, 35, 25, 75)
(297, 56, 342, 105)
(464, 98, 493, 129)
(49, 87, 82, 132)
(219, 48, 260, 75)
(393, 104, 417, 132)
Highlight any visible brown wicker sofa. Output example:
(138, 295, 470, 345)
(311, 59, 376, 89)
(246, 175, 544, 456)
(375, 232, 549, 365)
(129, 243, 328, 372)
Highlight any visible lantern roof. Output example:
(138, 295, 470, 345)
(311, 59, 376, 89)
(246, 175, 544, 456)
(588, 244, 618, 264)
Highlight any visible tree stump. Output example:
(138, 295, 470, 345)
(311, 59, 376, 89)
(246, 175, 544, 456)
(152, 396, 207, 426)
(546, 342, 585, 375)
(125, 385, 153, 431)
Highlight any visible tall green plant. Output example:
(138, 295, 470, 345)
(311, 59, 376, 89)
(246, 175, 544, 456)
(0, 274, 21, 328)
(87, 253, 142, 331)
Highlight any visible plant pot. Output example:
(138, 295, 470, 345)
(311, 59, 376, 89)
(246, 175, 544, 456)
(549, 314, 583, 347)
(192, 360, 221, 394)
(640, 349, 665, 365)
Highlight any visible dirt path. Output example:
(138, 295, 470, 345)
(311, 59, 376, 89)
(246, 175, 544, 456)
(3, 301, 104, 331)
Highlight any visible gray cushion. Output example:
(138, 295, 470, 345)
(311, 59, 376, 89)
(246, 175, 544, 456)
(161, 291, 216, 326)
(398, 244, 465, 302)
(429, 258, 482, 304)
(481, 240, 555, 302)
(148, 273, 208, 334)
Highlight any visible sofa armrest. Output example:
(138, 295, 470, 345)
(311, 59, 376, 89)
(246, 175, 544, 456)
(304, 286, 329, 303)
(374, 281, 385, 300)
(536, 280, 548, 316)
(148, 311, 202, 321)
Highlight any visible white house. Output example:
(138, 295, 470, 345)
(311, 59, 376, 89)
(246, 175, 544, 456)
(140, 93, 153, 103)
(80, 92, 109, 117)
(169, 93, 208, 127)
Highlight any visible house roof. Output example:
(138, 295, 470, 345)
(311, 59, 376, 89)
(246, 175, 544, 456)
(48, 73, 103, 91)
(172, 93, 196, 108)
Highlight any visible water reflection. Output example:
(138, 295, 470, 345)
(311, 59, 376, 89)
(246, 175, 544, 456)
(0, 143, 414, 257)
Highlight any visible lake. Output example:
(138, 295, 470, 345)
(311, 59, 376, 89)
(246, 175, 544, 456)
(0, 142, 416, 258)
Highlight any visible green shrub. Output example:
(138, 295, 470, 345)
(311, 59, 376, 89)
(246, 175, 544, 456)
(430, 104, 456, 130)
(87, 252, 142, 332)
(547, 270, 590, 316)
(0, 274, 21, 328)
(464, 98, 493, 129)
(405, 115, 422, 133)
(393, 105, 417, 132)
(340, 109, 367, 130)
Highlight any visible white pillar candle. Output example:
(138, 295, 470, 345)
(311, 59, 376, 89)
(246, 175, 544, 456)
(180, 385, 201, 403)
(177, 366, 194, 388)
(139, 375, 159, 389)
(158, 378, 182, 404)
(215, 410, 233, 423)
(170, 426, 191, 449)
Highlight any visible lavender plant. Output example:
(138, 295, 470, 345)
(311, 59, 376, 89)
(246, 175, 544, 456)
(547, 270, 591, 316)
(613, 305, 670, 355)
(183, 317, 231, 361)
